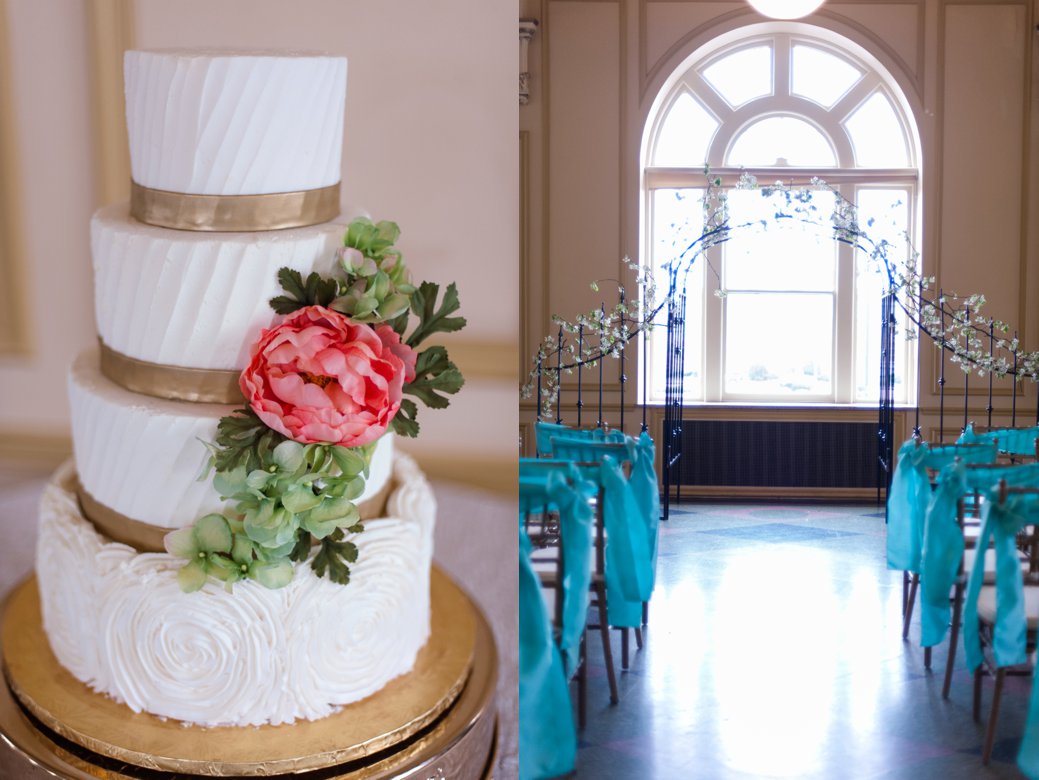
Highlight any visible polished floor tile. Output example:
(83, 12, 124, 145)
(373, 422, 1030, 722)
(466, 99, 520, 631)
(575, 502, 1031, 779)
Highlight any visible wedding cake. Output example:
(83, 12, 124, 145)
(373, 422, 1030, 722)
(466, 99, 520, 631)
(34, 50, 464, 727)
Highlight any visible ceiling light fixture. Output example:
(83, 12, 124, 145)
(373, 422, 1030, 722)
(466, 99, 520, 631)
(747, 0, 825, 19)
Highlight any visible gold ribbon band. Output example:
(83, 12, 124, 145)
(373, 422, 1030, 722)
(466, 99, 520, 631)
(76, 478, 395, 554)
(129, 180, 341, 232)
(99, 340, 244, 404)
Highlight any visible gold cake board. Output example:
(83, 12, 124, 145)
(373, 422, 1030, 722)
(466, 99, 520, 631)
(0, 566, 498, 778)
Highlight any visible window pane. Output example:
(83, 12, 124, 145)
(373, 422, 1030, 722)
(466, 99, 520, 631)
(724, 292, 833, 396)
(652, 92, 718, 168)
(844, 91, 909, 167)
(791, 45, 862, 108)
(648, 189, 704, 401)
(725, 189, 836, 291)
(702, 45, 772, 108)
(727, 116, 836, 167)
(855, 189, 910, 402)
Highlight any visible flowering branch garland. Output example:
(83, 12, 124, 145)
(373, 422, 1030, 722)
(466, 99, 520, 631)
(166, 217, 466, 592)
(522, 172, 1039, 418)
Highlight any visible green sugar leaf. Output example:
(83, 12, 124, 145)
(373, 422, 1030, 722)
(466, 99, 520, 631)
(406, 282, 467, 348)
(404, 346, 465, 410)
(289, 530, 313, 562)
(390, 398, 419, 438)
(310, 532, 360, 585)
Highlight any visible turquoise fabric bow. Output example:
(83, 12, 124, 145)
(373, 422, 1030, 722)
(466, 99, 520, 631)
(886, 438, 930, 573)
(518, 528, 577, 780)
(548, 436, 653, 628)
(518, 461, 595, 677)
(920, 458, 1039, 648)
(599, 453, 652, 627)
(962, 489, 1038, 673)
(631, 431, 662, 588)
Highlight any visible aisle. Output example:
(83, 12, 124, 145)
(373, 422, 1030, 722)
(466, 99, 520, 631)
(576, 503, 1031, 779)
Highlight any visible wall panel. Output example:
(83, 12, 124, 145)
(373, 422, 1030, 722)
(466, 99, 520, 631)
(547, 1, 623, 322)
(938, 3, 1027, 333)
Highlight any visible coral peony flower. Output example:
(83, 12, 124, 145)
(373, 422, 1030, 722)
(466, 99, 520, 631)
(241, 306, 417, 447)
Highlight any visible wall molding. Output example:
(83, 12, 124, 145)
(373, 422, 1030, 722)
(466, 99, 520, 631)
(0, 0, 31, 356)
(405, 453, 516, 496)
(87, 0, 135, 207)
(0, 431, 72, 468)
(436, 337, 517, 382)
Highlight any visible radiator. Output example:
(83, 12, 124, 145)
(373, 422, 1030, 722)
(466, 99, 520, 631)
(671, 419, 879, 489)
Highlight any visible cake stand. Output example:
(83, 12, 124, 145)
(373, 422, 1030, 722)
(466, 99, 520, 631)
(0, 566, 498, 778)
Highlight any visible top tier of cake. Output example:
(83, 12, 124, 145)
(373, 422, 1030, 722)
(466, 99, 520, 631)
(125, 50, 347, 196)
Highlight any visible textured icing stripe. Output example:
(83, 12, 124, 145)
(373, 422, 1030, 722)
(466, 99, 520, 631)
(125, 51, 347, 196)
(37, 455, 431, 727)
(91, 204, 345, 371)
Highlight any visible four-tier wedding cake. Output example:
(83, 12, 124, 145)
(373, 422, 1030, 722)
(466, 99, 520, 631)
(34, 49, 463, 727)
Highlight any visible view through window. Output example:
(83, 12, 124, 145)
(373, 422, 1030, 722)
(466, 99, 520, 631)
(642, 30, 919, 406)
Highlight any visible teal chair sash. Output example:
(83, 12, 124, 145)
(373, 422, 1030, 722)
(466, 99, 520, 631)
(920, 458, 1039, 648)
(888, 439, 997, 575)
(959, 422, 1039, 456)
(549, 437, 653, 628)
(518, 460, 596, 677)
(631, 431, 661, 586)
(886, 438, 932, 573)
(962, 488, 1039, 673)
(519, 529, 577, 780)
(534, 420, 624, 457)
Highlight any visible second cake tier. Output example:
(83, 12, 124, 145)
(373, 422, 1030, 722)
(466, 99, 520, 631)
(69, 349, 394, 533)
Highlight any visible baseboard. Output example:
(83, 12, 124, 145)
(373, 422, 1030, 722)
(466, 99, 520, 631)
(0, 431, 72, 469)
(667, 485, 886, 502)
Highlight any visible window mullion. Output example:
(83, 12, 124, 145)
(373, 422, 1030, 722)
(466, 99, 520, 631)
(704, 243, 724, 402)
(835, 185, 855, 403)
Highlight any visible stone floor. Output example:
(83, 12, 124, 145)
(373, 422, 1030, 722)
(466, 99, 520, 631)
(573, 502, 1032, 779)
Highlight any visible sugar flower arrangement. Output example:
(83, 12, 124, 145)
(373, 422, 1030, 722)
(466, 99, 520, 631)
(165, 218, 465, 592)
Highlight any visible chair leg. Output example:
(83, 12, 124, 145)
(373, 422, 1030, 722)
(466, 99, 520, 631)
(902, 570, 909, 616)
(578, 637, 587, 730)
(622, 628, 629, 670)
(903, 573, 919, 640)
(942, 582, 964, 699)
(595, 582, 619, 705)
(973, 667, 983, 722)
(642, 601, 649, 627)
(635, 627, 644, 650)
(983, 668, 1007, 765)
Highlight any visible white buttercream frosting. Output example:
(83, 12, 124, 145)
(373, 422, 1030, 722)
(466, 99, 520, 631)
(37, 455, 433, 727)
(68, 349, 395, 530)
(124, 50, 347, 195)
(92, 203, 349, 371)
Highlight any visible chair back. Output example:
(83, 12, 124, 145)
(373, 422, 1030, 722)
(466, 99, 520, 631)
(960, 422, 1039, 459)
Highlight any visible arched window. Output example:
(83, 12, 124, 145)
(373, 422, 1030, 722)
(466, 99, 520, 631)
(642, 28, 919, 405)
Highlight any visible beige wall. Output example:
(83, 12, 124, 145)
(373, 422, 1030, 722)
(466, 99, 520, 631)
(0, 0, 518, 492)
(519, 0, 1039, 463)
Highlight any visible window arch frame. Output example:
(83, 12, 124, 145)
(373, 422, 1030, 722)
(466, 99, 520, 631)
(639, 23, 922, 407)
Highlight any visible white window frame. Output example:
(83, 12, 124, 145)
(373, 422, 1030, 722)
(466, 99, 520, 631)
(641, 29, 920, 407)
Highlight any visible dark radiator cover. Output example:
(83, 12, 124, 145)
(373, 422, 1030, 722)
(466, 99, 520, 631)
(672, 419, 878, 489)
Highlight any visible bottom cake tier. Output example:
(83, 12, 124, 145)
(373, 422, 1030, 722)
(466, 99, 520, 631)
(35, 454, 434, 728)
